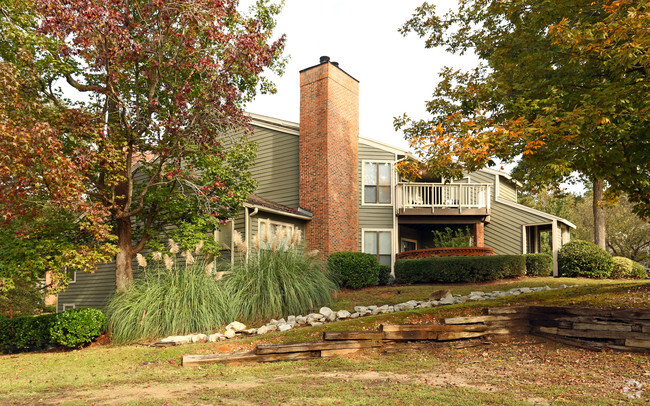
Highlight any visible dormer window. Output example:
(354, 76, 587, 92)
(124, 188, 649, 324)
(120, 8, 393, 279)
(363, 161, 392, 204)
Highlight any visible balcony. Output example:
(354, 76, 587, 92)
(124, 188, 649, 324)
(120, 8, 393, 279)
(396, 183, 491, 216)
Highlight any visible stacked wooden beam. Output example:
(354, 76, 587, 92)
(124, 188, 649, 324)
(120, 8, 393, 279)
(182, 307, 531, 366)
(527, 305, 650, 352)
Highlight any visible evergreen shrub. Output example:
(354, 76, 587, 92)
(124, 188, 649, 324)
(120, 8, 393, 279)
(50, 308, 106, 348)
(611, 256, 647, 279)
(378, 265, 392, 286)
(524, 253, 553, 276)
(558, 240, 613, 278)
(394, 255, 525, 284)
(327, 252, 379, 289)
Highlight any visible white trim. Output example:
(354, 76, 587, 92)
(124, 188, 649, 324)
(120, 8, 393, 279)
(498, 199, 576, 229)
(62, 303, 76, 311)
(552, 219, 559, 277)
(66, 269, 76, 284)
(257, 218, 296, 249)
(359, 137, 412, 158)
(400, 238, 418, 252)
(243, 202, 312, 220)
(361, 228, 394, 267)
(361, 160, 394, 206)
(247, 112, 300, 135)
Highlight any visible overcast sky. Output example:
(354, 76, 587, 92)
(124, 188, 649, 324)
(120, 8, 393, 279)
(240, 0, 475, 151)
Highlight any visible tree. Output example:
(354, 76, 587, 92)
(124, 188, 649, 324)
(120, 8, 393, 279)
(395, 0, 650, 250)
(0, 0, 285, 292)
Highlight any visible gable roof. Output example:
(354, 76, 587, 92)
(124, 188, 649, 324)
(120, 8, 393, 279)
(245, 194, 312, 220)
(498, 199, 576, 229)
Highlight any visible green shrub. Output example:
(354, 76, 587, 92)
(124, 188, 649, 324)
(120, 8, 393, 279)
(327, 252, 379, 289)
(558, 240, 613, 278)
(611, 256, 647, 279)
(394, 255, 525, 284)
(227, 232, 335, 323)
(378, 265, 392, 286)
(106, 257, 236, 344)
(50, 308, 106, 348)
(0, 313, 56, 353)
(525, 253, 553, 276)
(431, 226, 474, 248)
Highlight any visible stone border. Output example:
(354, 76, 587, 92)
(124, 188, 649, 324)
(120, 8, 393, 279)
(158, 284, 576, 345)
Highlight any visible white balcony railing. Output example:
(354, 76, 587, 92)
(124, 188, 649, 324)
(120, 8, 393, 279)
(397, 183, 491, 212)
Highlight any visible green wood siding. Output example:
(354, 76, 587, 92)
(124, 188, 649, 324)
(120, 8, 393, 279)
(498, 177, 517, 202)
(249, 125, 300, 208)
(57, 262, 115, 312)
(467, 169, 494, 185)
(358, 142, 395, 250)
(484, 200, 550, 255)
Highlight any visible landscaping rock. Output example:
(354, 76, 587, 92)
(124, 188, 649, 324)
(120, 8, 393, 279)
(354, 306, 368, 313)
(319, 307, 333, 318)
(242, 329, 257, 335)
(226, 321, 246, 332)
(191, 334, 208, 343)
(336, 310, 351, 319)
(295, 316, 307, 325)
(224, 329, 236, 339)
(278, 323, 292, 332)
(309, 321, 323, 327)
(439, 296, 455, 305)
(287, 315, 296, 323)
(429, 289, 453, 301)
(265, 324, 278, 332)
(256, 326, 269, 335)
(350, 312, 360, 319)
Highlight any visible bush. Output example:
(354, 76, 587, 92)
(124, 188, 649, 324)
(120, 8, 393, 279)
(611, 256, 647, 279)
(0, 313, 56, 353)
(431, 226, 474, 248)
(378, 265, 392, 286)
(327, 252, 379, 289)
(558, 240, 613, 278)
(394, 255, 526, 284)
(50, 308, 106, 348)
(525, 253, 553, 276)
(106, 257, 236, 344)
(227, 231, 335, 323)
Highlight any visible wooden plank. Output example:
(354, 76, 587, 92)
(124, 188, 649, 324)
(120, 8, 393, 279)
(573, 322, 632, 332)
(383, 331, 438, 341)
(320, 348, 360, 358)
(555, 328, 648, 340)
(532, 326, 558, 335)
(534, 333, 606, 352)
(437, 331, 486, 341)
(484, 320, 530, 328)
(625, 339, 650, 349)
(381, 324, 488, 333)
(444, 314, 527, 325)
(182, 350, 320, 366)
(323, 331, 383, 341)
(487, 306, 530, 315)
(256, 340, 379, 355)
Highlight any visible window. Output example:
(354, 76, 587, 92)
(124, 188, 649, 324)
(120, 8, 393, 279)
(62, 304, 76, 311)
(364, 162, 392, 204)
(65, 268, 76, 284)
(363, 230, 391, 266)
(401, 238, 417, 252)
(257, 219, 296, 249)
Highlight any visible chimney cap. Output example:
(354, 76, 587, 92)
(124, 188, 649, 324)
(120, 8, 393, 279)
(319, 56, 330, 64)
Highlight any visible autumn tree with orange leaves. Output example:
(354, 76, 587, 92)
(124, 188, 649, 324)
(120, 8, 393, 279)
(396, 0, 649, 249)
(0, 0, 285, 292)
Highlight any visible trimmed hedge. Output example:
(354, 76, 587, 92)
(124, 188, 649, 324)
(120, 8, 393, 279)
(0, 308, 105, 353)
(525, 253, 553, 276)
(611, 256, 647, 279)
(394, 255, 526, 284)
(327, 252, 379, 289)
(378, 265, 392, 286)
(558, 240, 613, 278)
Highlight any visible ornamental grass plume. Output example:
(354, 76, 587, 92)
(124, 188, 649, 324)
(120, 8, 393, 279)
(262, 219, 271, 243)
(152, 251, 163, 262)
(194, 240, 204, 255)
(205, 261, 215, 275)
(136, 253, 147, 268)
(163, 254, 173, 271)
(183, 250, 195, 265)
(232, 230, 247, 255)
(168, 238, 180, 254)
(253, 233, 261, 250)
(291, 228, 302, 247)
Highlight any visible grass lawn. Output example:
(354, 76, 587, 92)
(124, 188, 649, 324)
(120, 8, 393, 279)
(2, 277, 650, 405)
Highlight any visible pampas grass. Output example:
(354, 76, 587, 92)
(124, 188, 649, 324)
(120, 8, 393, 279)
(105, 256, 236, 344)
(225, 227, 335, 323)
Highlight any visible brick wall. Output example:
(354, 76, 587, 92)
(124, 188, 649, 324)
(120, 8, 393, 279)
(395, 247, 494, 260)
(299, 58, 359, 257)
(475, 222, 485, 247)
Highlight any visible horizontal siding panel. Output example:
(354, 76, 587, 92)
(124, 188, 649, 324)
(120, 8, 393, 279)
(484, 201, 551, 255)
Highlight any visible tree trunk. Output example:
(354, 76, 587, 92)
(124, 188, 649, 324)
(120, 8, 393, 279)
(115, 217, 134, 293)
(593, 179, 606, 250)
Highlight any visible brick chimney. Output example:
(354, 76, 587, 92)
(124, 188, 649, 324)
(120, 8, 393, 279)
(299, 56, 359, 257)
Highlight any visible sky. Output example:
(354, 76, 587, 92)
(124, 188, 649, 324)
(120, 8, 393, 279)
(239, 0, 475, 151)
